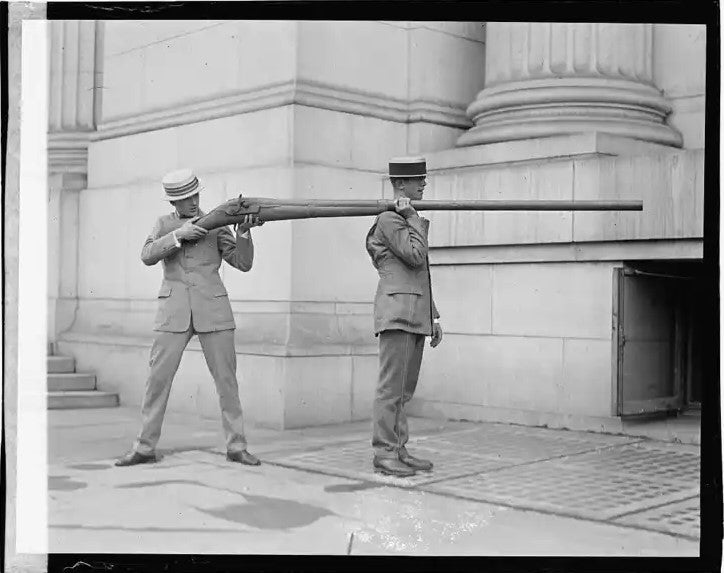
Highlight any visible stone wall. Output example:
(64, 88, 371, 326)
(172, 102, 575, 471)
(49, 20, 705, 430)
(405, 145, 703, 428)
(411, 261, 619, 426)
(53, 20, 486, 428)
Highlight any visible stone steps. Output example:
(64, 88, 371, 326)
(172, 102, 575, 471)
(48, 372, 97, 391)
(48, 356, 75, 374)
(47, 345, 120, 409)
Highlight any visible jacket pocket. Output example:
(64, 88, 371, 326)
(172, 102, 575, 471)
(381, 283, 423, 296)
(212, 285, 229, 297)
(377, 285, 423, 331)
(211, 285, 234, 324)
(158, 285, 172, 298)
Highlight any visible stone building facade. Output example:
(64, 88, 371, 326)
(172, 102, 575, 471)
(48, 21, 706, 430)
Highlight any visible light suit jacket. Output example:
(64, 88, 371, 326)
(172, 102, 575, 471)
(141, 211, 253, 333)
(366, 211, 439, 336)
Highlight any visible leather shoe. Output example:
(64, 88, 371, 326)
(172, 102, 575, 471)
(115, 451, 157, 467)
(226, 450, 261, 466)
(399, 453, 433, 471)
(373, 456, 416, 477)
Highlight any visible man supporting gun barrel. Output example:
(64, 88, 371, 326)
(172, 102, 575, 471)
(365, 156, 444, 478)
(116, 169, 264, 467)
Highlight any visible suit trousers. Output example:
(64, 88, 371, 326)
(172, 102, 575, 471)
(372, 329, 425, 459)
(133, 324, 247, 455)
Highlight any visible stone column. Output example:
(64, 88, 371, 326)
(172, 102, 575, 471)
(48, 20, 98, 172)
(48, 20, 99, 342)
(457, 23, 682, 147)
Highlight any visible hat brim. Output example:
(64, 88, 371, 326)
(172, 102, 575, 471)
(165, 186, 203, 202)
(389, 173, 426, 178)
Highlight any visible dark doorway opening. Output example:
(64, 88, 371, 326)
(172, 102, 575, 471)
(615, 260, 706, 418)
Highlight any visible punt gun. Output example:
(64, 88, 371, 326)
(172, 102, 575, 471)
(194, 196, 642, 232)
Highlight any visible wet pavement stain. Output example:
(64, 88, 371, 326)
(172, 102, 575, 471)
(111, 477, 338, 530)
(196, 494, 335, 530)
(49, 475, 87, 491)
(325, 481, 383, 493)
(68, 463, 112, 471)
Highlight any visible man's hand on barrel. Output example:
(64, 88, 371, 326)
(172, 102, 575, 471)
(176, 217, 208, 242)
(394, 197, 418, 219)
(235, 214, 265, 235)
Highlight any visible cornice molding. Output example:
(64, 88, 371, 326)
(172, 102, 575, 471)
(92, 79, 471, 142)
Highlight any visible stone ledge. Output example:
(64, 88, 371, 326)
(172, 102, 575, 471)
(408, 398, 701, 445)
(58, 331, 378, 358)
(55, 296, 373, 314)
(81, 160, 387, 192)
(54, 297, 376, 348)
(429, 239, 703, 266)
(55, 336, 379, 428)
(427, 132, 681, 172)
(93, 79, 471, 141)
(407, 398, 625, 435)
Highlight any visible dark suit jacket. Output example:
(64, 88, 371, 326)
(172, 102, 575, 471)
(141, 211, 253, 333)
(366, 211, 439, 336)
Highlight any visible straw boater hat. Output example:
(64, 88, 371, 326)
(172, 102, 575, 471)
(162, 168, 205, 202)
(388, 156, 426, 178)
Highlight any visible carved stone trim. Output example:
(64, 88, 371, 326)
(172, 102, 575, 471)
(92, 79, 471, 141)
(48, 131, 91, 174)
(458, 77, 682, 147)
(458, 23, 683, 148)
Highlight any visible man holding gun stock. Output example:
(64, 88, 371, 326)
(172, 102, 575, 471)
(116, 169, 264, 467)
(366, 156, 443, 478)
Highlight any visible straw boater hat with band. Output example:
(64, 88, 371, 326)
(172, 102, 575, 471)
(388, 156, 426, 178)
(162, 168, 205, 202)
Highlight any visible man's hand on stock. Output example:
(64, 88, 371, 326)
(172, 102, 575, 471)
(235, 214, 265, 235)
(394, 196, 418, 219)
(176, 217, 208, 242)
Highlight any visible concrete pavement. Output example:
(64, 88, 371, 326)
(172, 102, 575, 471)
(48, 407, 700, 555)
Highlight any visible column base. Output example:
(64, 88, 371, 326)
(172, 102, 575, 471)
(457, 77, 683, 148)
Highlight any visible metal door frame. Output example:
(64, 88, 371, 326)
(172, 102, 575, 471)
(612, 267, 687, 417)
(610, 267, 623, 417)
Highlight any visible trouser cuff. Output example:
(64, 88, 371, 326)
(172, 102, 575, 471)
(373, 446, 400, 459)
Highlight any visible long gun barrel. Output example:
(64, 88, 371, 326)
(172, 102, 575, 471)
(195, 196, 643, 231)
